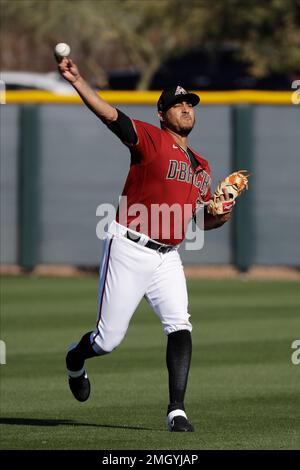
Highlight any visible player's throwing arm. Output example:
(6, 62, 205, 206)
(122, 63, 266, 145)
(55, 43, 117, 124)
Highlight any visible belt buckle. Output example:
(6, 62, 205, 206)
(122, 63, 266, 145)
(126, 230, 140, 243)
(157, 244, 165, 253)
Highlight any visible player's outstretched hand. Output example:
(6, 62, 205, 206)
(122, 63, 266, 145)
(219, 187, 230, 203)
(216, 188, 232, 222)
(56, 57, 81, 84)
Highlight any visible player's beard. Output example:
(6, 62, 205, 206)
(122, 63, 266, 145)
(178, 124, 193, 136)
(164, 118, 194, 137)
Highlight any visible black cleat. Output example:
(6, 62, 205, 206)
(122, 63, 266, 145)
(68, 372, 90, 402)
(66, 343, 90, 402)
(167, 410, 194, 432)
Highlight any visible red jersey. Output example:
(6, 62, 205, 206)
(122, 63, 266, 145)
(117, 120, 212, 245)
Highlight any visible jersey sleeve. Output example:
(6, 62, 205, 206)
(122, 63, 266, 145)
(202, 162, 212, 203)
(201, 158, 212, 202)
(203, 187, 212, 202)
(129, 120, 162, 164)
(106, 109, 138, 145)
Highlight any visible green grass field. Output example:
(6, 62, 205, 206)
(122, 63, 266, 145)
(0, 276, 299, 450)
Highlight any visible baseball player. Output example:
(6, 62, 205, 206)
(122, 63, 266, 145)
(57, 57, 232, 432)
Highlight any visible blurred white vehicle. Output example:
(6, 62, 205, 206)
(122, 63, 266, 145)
(0, 71, 76, 95)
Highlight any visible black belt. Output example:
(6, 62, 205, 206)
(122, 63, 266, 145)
(125, 231, 175, 254)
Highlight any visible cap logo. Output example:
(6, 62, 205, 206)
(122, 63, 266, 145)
(175, 86, 187, 95)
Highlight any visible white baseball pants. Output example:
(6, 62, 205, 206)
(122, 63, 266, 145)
(90, 220, 192, 354)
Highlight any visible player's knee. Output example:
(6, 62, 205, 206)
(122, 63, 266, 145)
(98, 341, 118, 354)
(93, 331, 125, 354)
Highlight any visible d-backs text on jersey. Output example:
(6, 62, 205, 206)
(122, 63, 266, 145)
(166, 159, 211, 198)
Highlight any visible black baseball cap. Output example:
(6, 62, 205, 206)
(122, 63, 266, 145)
(157, 85, 200, 112)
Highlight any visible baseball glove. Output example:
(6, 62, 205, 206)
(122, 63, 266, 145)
(206, 170, 250, 216)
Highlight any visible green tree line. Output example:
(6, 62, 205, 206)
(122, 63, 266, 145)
(1, 0, 300, 89)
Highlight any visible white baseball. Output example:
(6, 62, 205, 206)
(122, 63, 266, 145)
(54, 43, 71, 57)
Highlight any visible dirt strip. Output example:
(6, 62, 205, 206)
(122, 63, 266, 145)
(1, 264, 299, 280)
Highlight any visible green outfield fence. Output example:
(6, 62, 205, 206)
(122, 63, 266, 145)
(1, 90, 299, 270)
